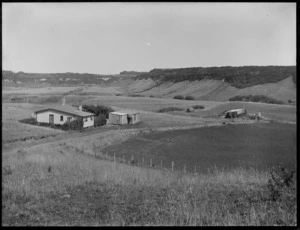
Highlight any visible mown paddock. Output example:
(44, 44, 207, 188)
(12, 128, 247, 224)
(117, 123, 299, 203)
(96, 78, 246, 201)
(104, 122, 296, 174)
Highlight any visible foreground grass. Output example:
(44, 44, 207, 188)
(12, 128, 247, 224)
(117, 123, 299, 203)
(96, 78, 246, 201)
(2, 143, 296, 226)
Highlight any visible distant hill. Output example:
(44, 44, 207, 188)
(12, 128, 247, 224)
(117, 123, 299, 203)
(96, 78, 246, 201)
(2, 70, 120, 87)
(135, 66, 296, 88)
(119, 71, 147, 76)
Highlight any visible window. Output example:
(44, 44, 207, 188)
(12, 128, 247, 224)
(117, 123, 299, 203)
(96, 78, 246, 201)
(60, 115, 64, 121)
(67, 117, 72, 122)
(90, 116, 93, 121)
(84, 117, 88, 122)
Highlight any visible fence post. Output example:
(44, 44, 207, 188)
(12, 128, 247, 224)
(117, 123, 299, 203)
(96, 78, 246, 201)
(184, 164, 186, 174)
(161, 160, 163, 169)
(194, 165, 197, 174)
(114, 153, 116, 162)
(131, 155, 134, 162)
(105, 153, 107, 160)
(123, 155, 125, 163)
(150, 159, 152, 167)
(143, 157, 144, 166)
(172, 161, 174, 172)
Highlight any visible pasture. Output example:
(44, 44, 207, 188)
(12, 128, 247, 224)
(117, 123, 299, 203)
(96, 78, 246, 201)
(2, 103, 63, 144)
(2, 85, 297, 226)
(104, 123, 296, 173)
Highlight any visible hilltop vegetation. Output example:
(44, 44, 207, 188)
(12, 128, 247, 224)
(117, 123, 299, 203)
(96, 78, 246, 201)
(120, 71, 147, 76)
(229, 95, 285, 105)
(135, 66, 296, 88)
(2, 70, 134, 87)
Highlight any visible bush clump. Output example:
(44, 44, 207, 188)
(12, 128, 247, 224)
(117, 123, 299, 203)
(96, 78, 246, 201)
(61, 118, 83, 131)
(192, 105, 205, 110)
(173, 95, 184, 100)
(94, 114, 107, 127)
(19, 117, 38, 125)
(185, 96, 195, 100)
(82, 104, 113, 118)
(157, 107, 184, 113)
(229, 95, 284, 104)
(82, 104, 114, 127)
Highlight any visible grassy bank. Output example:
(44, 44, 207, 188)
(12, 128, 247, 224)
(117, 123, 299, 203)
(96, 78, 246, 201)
(2, 144, 296, 226)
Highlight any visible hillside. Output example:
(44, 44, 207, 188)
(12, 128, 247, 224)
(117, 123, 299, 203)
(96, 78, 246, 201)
(3, 65, 296, 103)
(2, 70, 136, 87)
(120, 76, 296, 103)
(135, 66, 296, 88)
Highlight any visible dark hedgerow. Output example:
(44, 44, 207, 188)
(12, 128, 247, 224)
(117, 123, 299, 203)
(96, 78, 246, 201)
(19, 117, 38, 125)
(229, 95, 284, 104)
(192, 105, 205, 110)
(185, 96, 195, 100)
(157, 107, 185, 113)
(173, 95, 184, 100)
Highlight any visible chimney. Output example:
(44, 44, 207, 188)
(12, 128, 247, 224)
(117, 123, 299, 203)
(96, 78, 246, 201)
(78, 105, 82, 111)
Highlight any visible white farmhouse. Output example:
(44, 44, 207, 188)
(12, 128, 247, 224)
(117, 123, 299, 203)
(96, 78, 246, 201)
(33, 105, 95, 128)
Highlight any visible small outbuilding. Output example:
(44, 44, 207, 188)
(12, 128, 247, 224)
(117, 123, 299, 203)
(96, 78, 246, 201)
(224, 108, 247, 118)
(108, 110, 140, 125)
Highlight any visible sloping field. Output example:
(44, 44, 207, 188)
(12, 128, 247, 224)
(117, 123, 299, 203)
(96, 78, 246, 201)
(123, 76, 296, 103)
(104, 122, 296, 174)
(82, 95, 296, 123)
(2, 103, 63, 143)
(78, 86, 122, 96)
(83, 95, 223, 112)
(2, 87, 80, 95)
(171, 101, 296, 123)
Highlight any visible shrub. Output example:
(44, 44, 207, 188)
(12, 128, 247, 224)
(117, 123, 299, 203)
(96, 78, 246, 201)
(19, 117, 38, 125)
(149, 95, 155, 98)
(173, 95, 184, 100)
(94, 114, 107, 127)
(192, 105, 205, 110)
(82, 104, 114, 118)
(185, 96, 195, 100)
(267, 165, 296, 202)
(61, 118, 83, 131)
(157, 107, 184, 113)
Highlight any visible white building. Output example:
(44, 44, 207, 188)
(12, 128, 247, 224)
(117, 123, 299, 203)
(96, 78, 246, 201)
(33, 105, 95, 128)
(224, 108, 247, 118)
(108, 110, 140, 125)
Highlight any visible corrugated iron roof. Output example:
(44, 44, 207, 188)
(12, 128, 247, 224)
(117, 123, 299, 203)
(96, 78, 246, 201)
(110, 110, 140, 116)
(34, 105, 95, 117)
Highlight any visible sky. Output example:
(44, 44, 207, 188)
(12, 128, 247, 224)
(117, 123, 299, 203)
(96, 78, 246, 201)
(2, 3, 296, 75)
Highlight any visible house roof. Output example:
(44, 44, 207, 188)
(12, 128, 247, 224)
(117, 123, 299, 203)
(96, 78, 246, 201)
(34, 105, 95, 117)
(110, 110, 140, 116)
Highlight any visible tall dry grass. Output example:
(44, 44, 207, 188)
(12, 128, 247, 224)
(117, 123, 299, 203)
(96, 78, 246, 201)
(2, 143, 296, 226)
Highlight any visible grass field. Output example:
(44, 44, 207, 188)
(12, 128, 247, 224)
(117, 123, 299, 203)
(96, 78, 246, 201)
(2, 103, 63, 144)
(104, 123, 296, 173)
(2, 136, 296, 226)
(2, 86, 297, 226)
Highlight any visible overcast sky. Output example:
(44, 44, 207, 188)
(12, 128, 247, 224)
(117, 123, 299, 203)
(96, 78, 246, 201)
(3, 3, 296, 74)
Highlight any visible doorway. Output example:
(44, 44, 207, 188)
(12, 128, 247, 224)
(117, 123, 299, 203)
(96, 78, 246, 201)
(49, 114, 54, 124)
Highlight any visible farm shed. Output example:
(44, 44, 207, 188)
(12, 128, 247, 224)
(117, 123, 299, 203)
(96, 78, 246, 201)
(108, 110, 140, 125)
(33, 105, 95, 128)
(224, 109, 247, 118)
